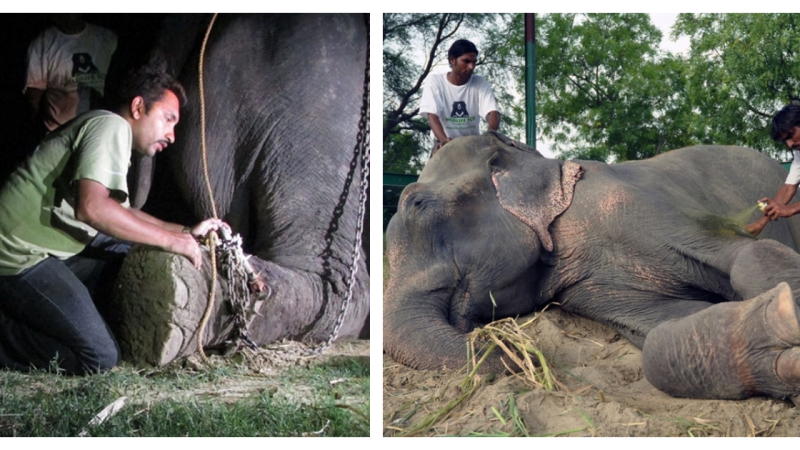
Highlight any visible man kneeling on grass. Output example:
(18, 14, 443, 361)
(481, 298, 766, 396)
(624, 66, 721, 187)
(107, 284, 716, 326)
(0, 62, 226, 375)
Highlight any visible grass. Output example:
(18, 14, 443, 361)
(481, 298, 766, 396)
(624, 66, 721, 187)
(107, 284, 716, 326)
(0, 348, 369, 437)
(669, 415, 726, 437)
(388, 307, 573, 437)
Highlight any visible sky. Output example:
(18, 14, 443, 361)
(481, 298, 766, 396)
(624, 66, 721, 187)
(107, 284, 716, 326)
(650, 13, 691, 56)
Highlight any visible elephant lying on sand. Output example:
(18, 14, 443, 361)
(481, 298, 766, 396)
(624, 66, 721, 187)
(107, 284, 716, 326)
(384, 131, 800, 402)
(106, 14, 369, 362)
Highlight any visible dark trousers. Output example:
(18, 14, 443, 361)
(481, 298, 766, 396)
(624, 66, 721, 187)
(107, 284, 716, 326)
(0, 234, 130, 375)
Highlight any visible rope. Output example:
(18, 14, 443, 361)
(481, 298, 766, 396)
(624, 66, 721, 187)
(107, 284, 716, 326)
(199, 13, 219, 220)
(196, 13, 219, 364)
(196, 231, 218, 363)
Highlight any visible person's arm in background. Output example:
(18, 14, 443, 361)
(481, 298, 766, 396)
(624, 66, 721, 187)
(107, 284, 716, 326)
(428, 113, 451, 155)
(479, 76, 501, 133)
(419, 76, 452, 155)
(487, 110, 500, 131)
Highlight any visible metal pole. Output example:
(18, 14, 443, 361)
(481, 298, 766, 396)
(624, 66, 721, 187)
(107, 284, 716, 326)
(525, 13, 536, 148)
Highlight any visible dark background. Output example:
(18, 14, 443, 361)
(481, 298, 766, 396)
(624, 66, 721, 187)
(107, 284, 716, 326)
(0, 13, 164, 181)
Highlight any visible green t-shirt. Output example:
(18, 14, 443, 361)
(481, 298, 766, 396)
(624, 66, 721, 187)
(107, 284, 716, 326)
(0, 110, 131, 275)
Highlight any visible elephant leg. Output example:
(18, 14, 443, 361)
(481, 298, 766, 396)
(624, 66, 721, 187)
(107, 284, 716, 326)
(730, 238, 800, 301)
(244, 255, 369, 343)
(642, 282, 800, 400)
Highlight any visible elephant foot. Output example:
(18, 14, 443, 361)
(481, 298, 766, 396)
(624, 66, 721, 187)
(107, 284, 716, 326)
(643, 282, 800, 400)
(777, 348, 800, 387)
(765, 283, 800, 346)
(768, 285, 800, 396)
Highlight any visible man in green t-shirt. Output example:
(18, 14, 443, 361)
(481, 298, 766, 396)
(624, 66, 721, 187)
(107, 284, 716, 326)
(0, 63, 226, 375)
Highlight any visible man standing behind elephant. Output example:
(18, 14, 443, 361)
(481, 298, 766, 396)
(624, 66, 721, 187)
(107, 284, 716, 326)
(748, 104, 800, 236)
(419, 39, 500, 155)
(0, 62, 226, 375)
(24, 14, 118, 141)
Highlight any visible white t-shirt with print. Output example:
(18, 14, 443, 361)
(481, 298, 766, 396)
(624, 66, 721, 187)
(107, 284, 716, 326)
(419, 72, 499, 139)
(25, 24, 118, 131)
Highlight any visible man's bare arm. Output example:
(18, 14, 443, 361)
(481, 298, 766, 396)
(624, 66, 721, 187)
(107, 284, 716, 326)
(487, 110, 500, 131)
(74, 179, 220, 268)
(428, 113, 451, 146)
(127, 208, 183, 234)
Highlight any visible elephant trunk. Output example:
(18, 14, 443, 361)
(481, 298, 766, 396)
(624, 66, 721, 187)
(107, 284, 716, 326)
(384, 285, 513, 374)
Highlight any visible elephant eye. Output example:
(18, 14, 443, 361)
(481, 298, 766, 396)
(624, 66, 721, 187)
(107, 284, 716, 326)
(404, 192, 430, 213)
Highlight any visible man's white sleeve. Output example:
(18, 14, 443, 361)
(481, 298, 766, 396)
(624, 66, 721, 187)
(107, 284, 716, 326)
(418, 79, 439, 117)
(786, 151, 800, 185)
(24, 35, 47, 92)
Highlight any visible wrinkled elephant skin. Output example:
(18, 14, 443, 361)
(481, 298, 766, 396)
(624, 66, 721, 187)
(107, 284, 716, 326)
(132, 14, 370, 345)
(384, 131, 800, 401)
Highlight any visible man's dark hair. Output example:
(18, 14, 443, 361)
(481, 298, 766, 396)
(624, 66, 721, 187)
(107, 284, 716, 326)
(111, 53, 187, 113)
(771, 104, 800, 142)
(448, 39, 479, 63)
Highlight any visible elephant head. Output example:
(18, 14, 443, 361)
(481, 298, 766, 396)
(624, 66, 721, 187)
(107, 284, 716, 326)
(384, 131, 583, 372)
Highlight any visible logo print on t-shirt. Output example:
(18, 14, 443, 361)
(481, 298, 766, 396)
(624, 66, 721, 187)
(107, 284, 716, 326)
(72, 53, 99, 76)
(451, 101, 469, 118)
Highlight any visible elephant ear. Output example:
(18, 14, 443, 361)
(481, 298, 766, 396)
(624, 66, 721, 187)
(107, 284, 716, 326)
(489, 148, 583, 252)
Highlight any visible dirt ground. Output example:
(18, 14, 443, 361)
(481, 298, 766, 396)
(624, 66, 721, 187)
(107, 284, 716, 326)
(382, 308, 800, 437)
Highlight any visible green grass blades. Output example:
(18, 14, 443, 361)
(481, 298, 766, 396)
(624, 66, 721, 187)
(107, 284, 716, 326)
(0, 356, 369, 436)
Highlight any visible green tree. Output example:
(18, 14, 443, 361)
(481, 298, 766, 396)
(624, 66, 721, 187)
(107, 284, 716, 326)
(674, 13, 800, 161)
(383, 13, 524, 174)
(535, 13, 700, 162)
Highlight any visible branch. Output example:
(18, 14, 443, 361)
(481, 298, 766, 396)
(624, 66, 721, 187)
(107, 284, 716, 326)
(566, 74, 601, 102)
(732, 82, 777, 118)
(383, 14, 441, 41)
(745, 104, 774, 119)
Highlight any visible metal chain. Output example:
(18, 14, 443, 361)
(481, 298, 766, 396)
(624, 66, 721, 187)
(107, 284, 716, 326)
(308, 17, 370, 354)
(216, 229, 259, 349)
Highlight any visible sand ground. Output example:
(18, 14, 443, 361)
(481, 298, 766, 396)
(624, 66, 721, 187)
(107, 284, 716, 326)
(383, 308, 800, 437)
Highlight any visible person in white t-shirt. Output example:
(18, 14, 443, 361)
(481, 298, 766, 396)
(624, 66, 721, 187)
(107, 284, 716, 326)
(419, 39, 500, 155)
(24, 14, 118, 137)
(748, 104, 800, 236)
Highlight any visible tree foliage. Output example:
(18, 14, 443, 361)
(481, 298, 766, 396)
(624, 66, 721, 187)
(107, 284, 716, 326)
(384, 13, 800, 171)
(383, 13, 524, 174)
(674, 13, 800, 161)
(535, 13, 699, 162)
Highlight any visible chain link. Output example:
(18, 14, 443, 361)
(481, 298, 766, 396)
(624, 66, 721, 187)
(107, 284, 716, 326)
(216, 231, 259, 350)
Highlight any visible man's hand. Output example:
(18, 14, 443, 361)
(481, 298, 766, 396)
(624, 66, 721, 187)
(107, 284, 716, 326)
(432, 138, 452, 156)
(166, 233, 205, 269)
(188, 218, 227, 238)
(172, 218, 230, 269)
(759, 197, 795, 221)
